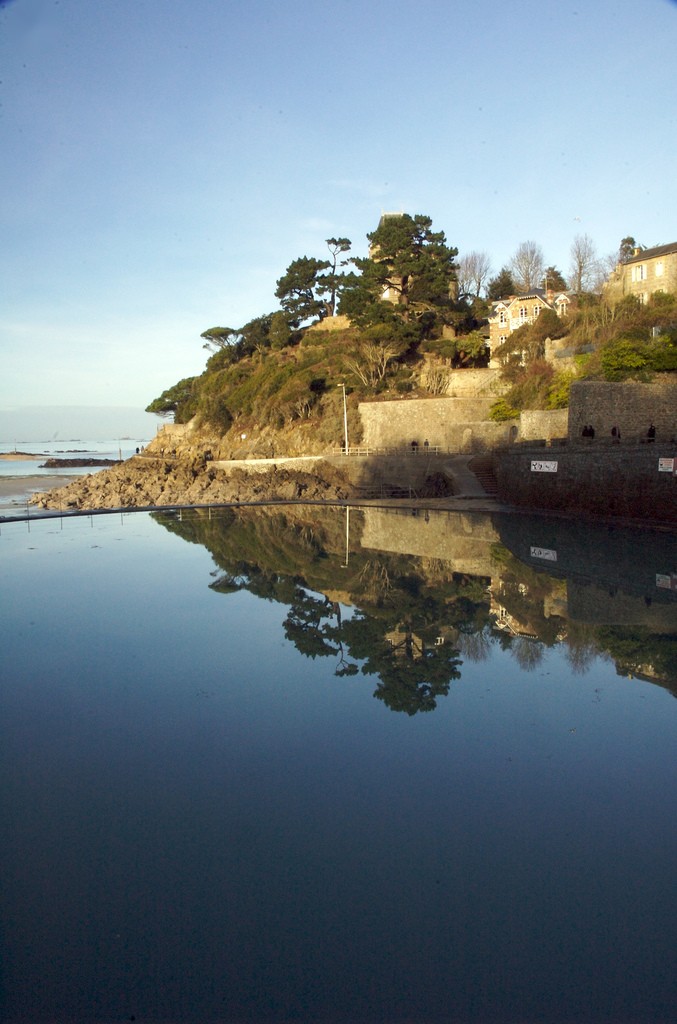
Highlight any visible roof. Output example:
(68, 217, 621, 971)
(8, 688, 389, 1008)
(490, 290, 570, 308)
(625, 241, 677, 264)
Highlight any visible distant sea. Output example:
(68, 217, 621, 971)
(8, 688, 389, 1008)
(0, 437, 154, 512)
(0, 407, 163, 512)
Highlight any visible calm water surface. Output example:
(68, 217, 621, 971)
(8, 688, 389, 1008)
(1, 507, 676, 1024)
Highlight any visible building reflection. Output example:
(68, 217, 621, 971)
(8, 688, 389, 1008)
(153, 504, 677, 704)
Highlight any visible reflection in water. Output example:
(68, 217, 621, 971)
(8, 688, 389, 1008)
(2, 507, 677, 1024)
(155, 504, 677, 703)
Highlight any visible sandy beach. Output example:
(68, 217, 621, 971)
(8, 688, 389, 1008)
(0, 473, 78, 511)
(0, 452, 47, 460)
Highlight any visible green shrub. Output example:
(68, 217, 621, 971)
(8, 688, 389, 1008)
(600, 338, 651, 381)
(196, 393, 233, 432)
(489, 398, 519, 422)
(648, 335, 677, 371)
(546, 369, 577, 409)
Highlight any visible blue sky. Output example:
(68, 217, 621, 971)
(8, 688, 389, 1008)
(1, 0, 676, 418)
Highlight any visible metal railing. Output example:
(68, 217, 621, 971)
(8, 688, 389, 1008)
(330, 444, 444, 457)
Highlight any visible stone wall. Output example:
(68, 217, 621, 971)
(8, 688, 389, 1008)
(495, 443, 677, 524)
(568, 378, 677, 443)
(519, 409, 569, 441)
(359, 397, 513, 452)
(443, 368, 504, 397)
(418, 365, 505, 399)
(603, 249, 677, 304)
(157, 422, 189, 441)
(359, 507, 499, 577)
(304, 314, 352, 333)
(544, 336, 577, 369)
(359, 397, 568, 451)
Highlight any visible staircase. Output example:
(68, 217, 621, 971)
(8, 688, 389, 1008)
(467, 454, 498, 495)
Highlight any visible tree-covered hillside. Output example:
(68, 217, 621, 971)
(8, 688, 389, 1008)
(146, 214, 677, 439)
(489, 291, 677, 420)
(146, 214, 487, 441)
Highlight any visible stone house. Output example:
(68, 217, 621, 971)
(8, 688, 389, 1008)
(487, 289, 570, 366)
(603, 241, 677, 305)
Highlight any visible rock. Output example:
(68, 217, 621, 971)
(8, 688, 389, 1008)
(29, 451, 354, 511)
(39, 458, 121, 468)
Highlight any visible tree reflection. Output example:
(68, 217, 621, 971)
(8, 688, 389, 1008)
(153, 506, 677, 703)
(564, 621, 601, 676)
(339, 614, 462, 714)
(510, 636, 545, 672)
(280, 584, 462, 713)
(455, 626, 493, 663)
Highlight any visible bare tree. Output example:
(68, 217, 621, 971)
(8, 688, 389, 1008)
(511, 636, 544, 672)
(510, 241, 545, 292)
(569, 233, 600, 294)
(345, 339, 400, 388)
(600, 250, 619, 278)
(455, 628, 492, 663)
(421, 366, 449, 395)
(457, 250, 492, 298)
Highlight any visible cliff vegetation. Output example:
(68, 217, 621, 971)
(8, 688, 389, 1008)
(146, 213, 488, 454)
(491, 291, 677, 420)
(147, 214, 677, 447)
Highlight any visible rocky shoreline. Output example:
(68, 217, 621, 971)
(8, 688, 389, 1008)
(25, 423, 677, 529)
(39, 457, 122, 468)
(29, 452, 356, 510)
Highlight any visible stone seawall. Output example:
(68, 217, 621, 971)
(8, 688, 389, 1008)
(496, 443, 677, 524)
(359, 397, 513, 452)
(519, 409, 568, 442)
(569, 379, 677, 444)
(359, 507, 499, 577)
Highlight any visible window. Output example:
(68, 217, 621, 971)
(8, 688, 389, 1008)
(519, 306, 528, 319)
(655, 261, 664, 278)
(533, 305, 541, 317)
(499, 310, 506, 324)
(631, 264, 646, 282)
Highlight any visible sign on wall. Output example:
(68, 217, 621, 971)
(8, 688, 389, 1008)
(530, 546, 557, 561)
(531, 460, 558, 473)
(658, 458, 675, 473)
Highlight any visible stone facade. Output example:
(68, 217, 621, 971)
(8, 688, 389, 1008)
(358, 396, 568, 451)
(495, 444, 677, 524)
(358, 397, 514, 452)
(438, 367, 504, 397)
(359, 507, 499, 577)
(519, 409, 569, 442)
(603, 242, 677, 305)
(568, 378, 677, 444)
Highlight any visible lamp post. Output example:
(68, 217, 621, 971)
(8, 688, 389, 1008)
(342, 506, 350, 567)
(338, 383, 349, 454)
